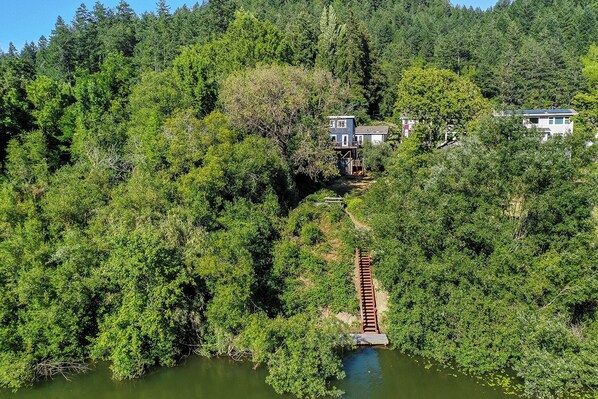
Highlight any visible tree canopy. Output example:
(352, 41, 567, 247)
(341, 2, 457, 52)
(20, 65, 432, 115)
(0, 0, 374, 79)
(394, 67, 490, 144)
(0, 1, 597, 398)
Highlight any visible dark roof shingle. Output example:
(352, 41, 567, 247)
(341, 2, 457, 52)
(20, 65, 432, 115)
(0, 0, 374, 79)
(355, 126, 390, 135)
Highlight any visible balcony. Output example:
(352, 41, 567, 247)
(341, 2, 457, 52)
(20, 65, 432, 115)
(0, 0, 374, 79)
(333, 139, 362, 149)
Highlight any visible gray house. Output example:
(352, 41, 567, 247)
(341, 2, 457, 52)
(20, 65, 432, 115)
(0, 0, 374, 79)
(494, 109, 578, 137)
(516, 109, 577, 137)
(404, 109, 578, 141)
(328, 116, 389, 175)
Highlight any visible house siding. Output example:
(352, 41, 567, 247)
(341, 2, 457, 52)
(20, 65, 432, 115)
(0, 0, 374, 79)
(361, 134, 385, 144)
(524, 117, 574, 136)
(329, 117, 356, 146)
(495, 109, 578, 137)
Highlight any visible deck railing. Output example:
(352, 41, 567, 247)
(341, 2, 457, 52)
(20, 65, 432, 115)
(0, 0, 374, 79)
(333, 140, 362, 148)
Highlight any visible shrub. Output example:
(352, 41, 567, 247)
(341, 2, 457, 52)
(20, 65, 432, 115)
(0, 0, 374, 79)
(301, 222, 323, 246)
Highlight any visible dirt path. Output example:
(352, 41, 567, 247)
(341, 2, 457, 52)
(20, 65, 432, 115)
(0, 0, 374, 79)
(345, 209, 372, 231)
(328, 177, 390, 332)
(328, 176, 374, 231)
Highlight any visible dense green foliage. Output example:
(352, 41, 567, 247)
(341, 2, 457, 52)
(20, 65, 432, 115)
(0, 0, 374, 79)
(1, 0, 597, 398)
(360, 119, 597, 397)
(0, 5, 360, 397)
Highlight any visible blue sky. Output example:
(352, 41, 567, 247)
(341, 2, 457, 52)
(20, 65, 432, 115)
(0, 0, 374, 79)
(453, 0, 496, 9)
(1, 0, 496, 53)
(0, 0, 192, 52)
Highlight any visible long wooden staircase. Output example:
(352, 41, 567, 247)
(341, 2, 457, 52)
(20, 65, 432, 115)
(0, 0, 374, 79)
(356, 249, 379, 334)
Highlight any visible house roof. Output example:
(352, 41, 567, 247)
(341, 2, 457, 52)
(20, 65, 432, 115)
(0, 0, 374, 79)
(328, 115, 356, 119)
(355, 126, 390, 135)
(497, 109, 578, 117)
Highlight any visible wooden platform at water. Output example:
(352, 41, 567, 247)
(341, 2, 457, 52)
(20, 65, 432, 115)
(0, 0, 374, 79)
(350, 333, 389, 346)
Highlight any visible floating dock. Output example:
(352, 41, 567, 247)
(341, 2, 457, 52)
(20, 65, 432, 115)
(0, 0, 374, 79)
(350, 333, 389, 346)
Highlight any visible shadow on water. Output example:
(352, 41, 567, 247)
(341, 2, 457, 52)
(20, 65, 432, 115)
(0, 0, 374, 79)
(2, 349, 518, 399)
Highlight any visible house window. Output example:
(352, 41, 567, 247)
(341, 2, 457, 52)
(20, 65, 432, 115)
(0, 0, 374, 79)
(548, 117, 566, 125)
(330, 135, 336, 143)
(564, 117, 571, 124)
(342, 135, 348, 146)
(337, 120, 347, 129)
(329, 120, 335, 128)
(529, 117, 539, 124)
(357, 135, 363, 144)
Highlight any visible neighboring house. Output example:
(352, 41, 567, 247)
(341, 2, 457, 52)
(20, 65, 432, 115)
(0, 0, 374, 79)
(403, 109, 578, 139)
(400, 117, 417, 138)
(328, 116, 389, 176)
(355, 125, 390, 145)
(496, 109, 578, 137)
(521, 109, 577, 136)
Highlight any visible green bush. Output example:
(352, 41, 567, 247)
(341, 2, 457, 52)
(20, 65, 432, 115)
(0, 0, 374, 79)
(301, 222, 324, 245)
(345, 197, 364, 221)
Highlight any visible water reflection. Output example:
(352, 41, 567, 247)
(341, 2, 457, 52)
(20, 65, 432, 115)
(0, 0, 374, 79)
(338, 348, 513, 399)
(4, 349, 517, 399)
(341, 347, 384, 398)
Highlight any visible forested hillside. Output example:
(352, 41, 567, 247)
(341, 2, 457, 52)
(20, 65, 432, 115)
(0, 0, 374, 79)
(0, 0, 597, 398)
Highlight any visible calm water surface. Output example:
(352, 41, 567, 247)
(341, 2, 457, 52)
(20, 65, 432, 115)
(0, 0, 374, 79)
(4, 348, 515, 399)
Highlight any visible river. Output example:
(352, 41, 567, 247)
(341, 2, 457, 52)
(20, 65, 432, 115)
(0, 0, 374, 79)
(4, 348, 516, 399)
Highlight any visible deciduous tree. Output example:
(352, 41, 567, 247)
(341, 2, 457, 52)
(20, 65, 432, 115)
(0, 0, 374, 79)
(394, 67, 489, 145)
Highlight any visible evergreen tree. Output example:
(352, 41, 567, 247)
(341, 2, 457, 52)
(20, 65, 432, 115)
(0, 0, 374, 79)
(108, 1, 137, 57)
(205, 0, 237, 36)
(315, 5, 343, 73)
(286, 11, 318, 68)
(47, 16, 76, 82)
(334, 9, 383, 119)
(72, 3, 97, 72)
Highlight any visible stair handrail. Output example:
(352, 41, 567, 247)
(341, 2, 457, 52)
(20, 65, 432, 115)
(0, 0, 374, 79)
(356, 249, 365, 333)
(369, 261, 379, 334)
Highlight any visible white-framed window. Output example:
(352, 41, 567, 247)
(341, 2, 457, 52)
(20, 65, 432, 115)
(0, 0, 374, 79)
(329, 120, 336, 128)
(564, 117, 571, 124)
(330, 135, 336, 143)
(337, 119, 347, 129)
(357, 135, 363, 144)
(549, 117, 566, 125)
(342, 135, 348, 146)
(528, 117, 539, 125)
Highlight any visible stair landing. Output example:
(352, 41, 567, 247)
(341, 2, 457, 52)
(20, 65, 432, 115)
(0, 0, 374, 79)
(350, 333, 389, 346)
